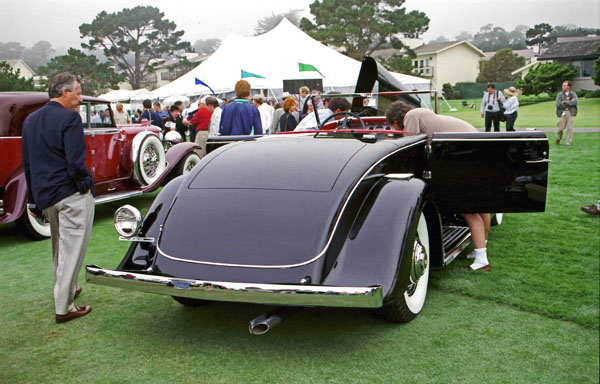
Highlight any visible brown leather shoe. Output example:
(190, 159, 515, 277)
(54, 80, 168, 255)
(74, 286, 82, 299)
(581, 205, 600, 215)
(55, 305, 92, 324)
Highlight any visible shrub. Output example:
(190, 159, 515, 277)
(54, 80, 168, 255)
(577, 89, 600, 98)
(517, 62, 577, 95)
(518, 94, 554, 106)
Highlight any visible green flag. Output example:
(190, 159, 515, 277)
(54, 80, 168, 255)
(298, 62, 325, 78)
(241, 70, 265, 79)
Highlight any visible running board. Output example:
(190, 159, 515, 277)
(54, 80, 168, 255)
(442, 226, 471, 266)
(95, 190, 143, 205)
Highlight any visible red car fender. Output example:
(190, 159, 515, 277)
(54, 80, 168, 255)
(141, 141, 200, 192)
(0, 164, 27, 224)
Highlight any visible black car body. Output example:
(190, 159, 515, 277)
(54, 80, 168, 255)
(86, 58, 549, 328)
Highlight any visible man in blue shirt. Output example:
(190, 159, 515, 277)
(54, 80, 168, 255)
(219, 80, 263, 135)
(22, 72, 95, 324)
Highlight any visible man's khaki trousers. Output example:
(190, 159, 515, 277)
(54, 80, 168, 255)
(557, 110, 576, 145)
(44, 192, 95, 315)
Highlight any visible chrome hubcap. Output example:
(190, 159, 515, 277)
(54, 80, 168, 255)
(143, 146, 159, 178)
(407, 239, 428, 296)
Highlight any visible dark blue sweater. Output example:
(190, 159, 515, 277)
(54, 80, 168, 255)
(219, 99, 263, 135)
(22, 101, 94, 210)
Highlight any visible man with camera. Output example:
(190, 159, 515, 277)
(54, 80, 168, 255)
(480, 83, 506, 132)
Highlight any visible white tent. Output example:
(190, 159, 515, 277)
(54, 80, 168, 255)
(154, 18, 429, 101)
(99, 89, 158, 102)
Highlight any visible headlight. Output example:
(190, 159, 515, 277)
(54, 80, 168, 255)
(114, 205, 142, 237)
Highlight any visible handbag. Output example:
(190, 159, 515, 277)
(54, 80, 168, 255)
(497, 91, 507, 122)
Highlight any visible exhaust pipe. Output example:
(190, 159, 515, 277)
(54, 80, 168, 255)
(248, 307, 298, 335)
(248, 313, 282, 335)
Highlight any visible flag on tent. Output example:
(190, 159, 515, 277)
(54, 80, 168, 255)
(241, 70, 265, 79)
(194, 78, 215, 94)
(298, 62, 325, 78)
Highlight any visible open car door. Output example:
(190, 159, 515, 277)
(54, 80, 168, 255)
(427, 131, 549, 214)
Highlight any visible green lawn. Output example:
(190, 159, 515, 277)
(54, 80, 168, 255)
(1, 133, 598, 383)
(439, 98, 600, 129)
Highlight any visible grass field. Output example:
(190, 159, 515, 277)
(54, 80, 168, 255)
(1, 132, 598, 383)
(438, 97, 600, 129)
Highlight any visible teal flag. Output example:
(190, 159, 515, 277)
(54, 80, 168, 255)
(241, 70, 265, 79)
(298, 62, 325, 78)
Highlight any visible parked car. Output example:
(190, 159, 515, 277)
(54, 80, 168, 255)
(0, 92, 202, 239)
(84, 59, 550, 333)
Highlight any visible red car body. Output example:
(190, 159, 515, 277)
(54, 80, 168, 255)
(0, 92, 200, 239)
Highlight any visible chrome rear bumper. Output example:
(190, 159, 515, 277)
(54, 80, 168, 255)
(85, 265, 383, 308)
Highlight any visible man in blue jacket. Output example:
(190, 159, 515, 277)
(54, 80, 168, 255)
(219, 80, 262, 135)
(22, 72, 95, 324)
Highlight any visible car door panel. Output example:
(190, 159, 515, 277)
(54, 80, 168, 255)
(428, 131, 549, 214)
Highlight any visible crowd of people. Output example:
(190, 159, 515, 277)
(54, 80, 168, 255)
(97, 80, 354, 152)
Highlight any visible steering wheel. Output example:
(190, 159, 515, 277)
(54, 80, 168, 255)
(319, 112, 366, 130)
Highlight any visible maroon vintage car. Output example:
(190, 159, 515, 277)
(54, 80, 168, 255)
(0, 92, 201, 239)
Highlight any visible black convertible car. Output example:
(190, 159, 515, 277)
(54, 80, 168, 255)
(86, 58, 549, 333)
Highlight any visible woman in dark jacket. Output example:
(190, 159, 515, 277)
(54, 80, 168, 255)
(279, 97, 298, 132)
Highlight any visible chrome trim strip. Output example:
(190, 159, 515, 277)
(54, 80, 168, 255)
(85, 265, 383, 308)
(157, 138, 428, 269)
(385, 173, 414, 180)
(525, 159, 552, 163)
(95, 190, 143, 205)
(119, 236, 155, 243)
(84, 128, 120, 135)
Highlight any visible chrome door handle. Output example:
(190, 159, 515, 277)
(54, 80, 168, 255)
(525, 159, 552, 163)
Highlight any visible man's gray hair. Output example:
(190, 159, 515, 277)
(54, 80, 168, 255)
(48, 72, 79, 98)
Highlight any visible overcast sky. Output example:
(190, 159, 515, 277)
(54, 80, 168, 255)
(2, 0, 599, 50)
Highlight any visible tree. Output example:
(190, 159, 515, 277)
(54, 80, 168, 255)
(0, 42, 26, 60)
(38, 49, 124, 96)
(455, 31, 473, 41)
(255, 9, 302, 35)
(380, 54, 415, 74)
(79, 6, 190, 89)
(477, 48, 525, 83)
(516, 62, 577, 95)
(300, 0, 429, 60)
(551, 25, 600, 43)
(0, 61, 35, 91)
(526, 23, 553, 52)
(23, 40, 54, 72)
(472, 24, 510, 51)
(192, 39, 221, 55)
(429, 36, 449, 43)
(507, 25, 528, 50)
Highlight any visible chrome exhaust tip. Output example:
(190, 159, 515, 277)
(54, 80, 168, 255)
(248, 313, 282, 335)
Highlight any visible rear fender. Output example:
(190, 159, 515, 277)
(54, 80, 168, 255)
(141, 141, 200, 192)
(117, 174, 187, 271)
(323, 177, 426, 301)
(0, 164, 27, 224)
